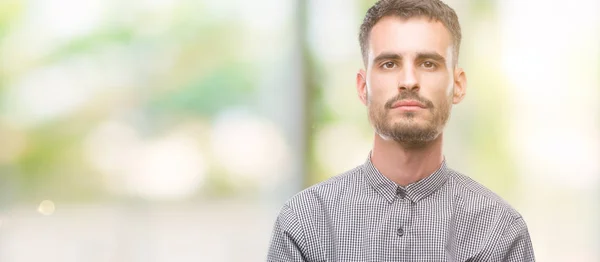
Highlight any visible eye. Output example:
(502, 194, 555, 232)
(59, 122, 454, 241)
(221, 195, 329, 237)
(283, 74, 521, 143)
(421, 61, 436, 69)
(382, 62, 397, 69)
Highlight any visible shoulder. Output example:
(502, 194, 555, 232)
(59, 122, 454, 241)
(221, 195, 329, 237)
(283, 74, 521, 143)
(283, 165, 364, 213)
(444, 169, 534, 260)
(446, 168, 523, 220)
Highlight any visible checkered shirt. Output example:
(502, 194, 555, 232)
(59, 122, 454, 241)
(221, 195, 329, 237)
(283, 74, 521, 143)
(267, 156, 535, 261)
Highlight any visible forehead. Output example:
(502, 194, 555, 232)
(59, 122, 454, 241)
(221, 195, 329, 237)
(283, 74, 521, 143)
(368, 16, 453, 59)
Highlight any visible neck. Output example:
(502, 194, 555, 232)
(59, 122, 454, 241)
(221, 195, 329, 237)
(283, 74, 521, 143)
(370, 133, 444, 186)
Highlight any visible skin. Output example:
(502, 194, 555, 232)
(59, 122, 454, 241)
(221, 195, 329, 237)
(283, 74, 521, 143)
(356, 16, 467, 186)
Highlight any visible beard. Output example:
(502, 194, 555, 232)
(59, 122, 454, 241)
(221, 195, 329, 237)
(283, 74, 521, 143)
(368, 90, 452, 147)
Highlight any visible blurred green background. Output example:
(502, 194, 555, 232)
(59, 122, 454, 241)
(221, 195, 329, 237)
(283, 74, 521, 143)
(0, 0, 598, 261)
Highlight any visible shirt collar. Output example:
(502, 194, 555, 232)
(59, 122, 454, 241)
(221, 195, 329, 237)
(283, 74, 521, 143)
(362, 153, 450, 203)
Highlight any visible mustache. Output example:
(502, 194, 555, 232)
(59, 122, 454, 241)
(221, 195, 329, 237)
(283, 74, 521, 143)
(384, 91, 434, 109)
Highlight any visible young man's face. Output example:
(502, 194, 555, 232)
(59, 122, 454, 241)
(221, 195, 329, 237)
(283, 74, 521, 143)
(357, 16, 466, 146)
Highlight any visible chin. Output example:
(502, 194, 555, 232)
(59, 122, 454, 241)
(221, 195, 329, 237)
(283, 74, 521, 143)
(391, 117, 429, 127)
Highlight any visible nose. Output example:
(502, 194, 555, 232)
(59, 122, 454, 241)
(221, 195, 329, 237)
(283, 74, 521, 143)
(399, 63, 419, 91)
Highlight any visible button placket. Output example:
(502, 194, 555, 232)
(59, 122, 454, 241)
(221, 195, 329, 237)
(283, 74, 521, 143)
(393, 187, 411, 239)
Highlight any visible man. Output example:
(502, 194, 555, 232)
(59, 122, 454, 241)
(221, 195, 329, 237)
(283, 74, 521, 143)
(267, 0, 535, 261)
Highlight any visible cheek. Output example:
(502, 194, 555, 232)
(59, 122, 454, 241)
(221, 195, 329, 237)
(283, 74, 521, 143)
(445, 74, 454, 96)
(419, 72, 452, 95)
(419, 79, 453, 107)
(367, 73, 397, 101)
(432, 92, 453, 109)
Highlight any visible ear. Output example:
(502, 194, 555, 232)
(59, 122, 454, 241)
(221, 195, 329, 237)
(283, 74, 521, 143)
(452, 67, 467, 104)
(356, 69, 368, 106)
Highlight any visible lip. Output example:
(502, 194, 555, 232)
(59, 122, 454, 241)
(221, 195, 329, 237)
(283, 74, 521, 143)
(391, 100, 426, 109)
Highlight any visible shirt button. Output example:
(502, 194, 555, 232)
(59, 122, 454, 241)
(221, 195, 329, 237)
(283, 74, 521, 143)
(396, 188, 406, 199)
(397, 227, 404, 237)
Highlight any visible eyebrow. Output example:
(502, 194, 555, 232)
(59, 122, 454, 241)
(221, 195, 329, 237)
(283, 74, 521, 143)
(373, 52, 446, 64)
(416, 52, 446, 63)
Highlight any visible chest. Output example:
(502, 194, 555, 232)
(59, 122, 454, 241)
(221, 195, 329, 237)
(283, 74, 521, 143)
(328, 197, 454, 261)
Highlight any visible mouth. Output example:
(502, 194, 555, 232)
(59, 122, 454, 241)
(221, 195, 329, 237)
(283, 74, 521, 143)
(390, 100, 427, 111)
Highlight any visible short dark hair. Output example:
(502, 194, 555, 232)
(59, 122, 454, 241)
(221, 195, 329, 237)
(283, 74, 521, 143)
(359, 0, 462, 65)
